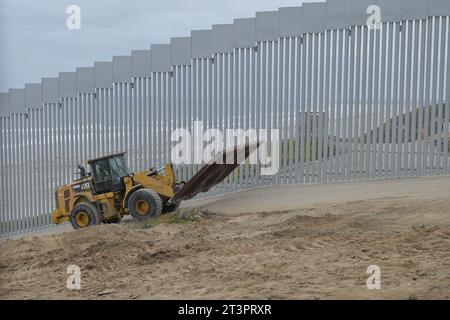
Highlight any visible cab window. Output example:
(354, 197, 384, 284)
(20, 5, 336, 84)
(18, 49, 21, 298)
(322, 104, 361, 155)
(109, 156, 129, 177)
(92, 159, 111, 182)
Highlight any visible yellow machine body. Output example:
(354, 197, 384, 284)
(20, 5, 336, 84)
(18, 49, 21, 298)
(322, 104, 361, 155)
(51, 158, 176, 225)
(52, 143, 258, 229)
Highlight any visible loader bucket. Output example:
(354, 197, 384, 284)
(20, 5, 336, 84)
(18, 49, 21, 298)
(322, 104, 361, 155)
(171, 142, 259, 202)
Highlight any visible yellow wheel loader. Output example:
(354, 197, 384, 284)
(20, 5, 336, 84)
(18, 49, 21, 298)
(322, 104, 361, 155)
(52, 143, 258, 229)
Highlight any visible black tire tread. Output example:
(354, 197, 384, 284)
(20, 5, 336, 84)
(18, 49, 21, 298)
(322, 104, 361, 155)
(70, 202, 102, 229)
(128, 188, 162, 220)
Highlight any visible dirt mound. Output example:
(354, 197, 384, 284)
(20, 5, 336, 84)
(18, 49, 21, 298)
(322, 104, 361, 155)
(1, 182, 450, 299)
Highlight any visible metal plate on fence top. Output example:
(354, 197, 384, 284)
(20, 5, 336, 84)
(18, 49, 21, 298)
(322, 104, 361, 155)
(151, 44, 172, 72)
(402, 0, 428, 20)
(234, 18, 256, 47)
(25, 83, 42, 109)
(378, 0, 402, 22)
(327, 0, 352, 29)
(171, 37, 192, 65)
(191, 30, 213, 58)
(428, 0, 450, 16)
(42, 77, 60, 103)
(113, 56, 132, 82)
(212, 24, 234, 53)
(302, 2, 327, 33)
(256, 11, 279, 41)
(0, 92, 10, 116)
(59, 72, 77, 98)
(132, 50, 152, 77)
(94, 61, 113, 88)
(76, 67, 95, 92)
(9, 88, 26, 114)
(278, 6, 303, 37)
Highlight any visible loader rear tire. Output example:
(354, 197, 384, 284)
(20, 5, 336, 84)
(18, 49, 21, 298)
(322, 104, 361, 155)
(70, 203, 101, 229)
(128, 188, 162, 220)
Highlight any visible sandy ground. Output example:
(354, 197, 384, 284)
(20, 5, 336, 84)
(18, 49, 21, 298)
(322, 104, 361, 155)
(1, 176, 450, 299)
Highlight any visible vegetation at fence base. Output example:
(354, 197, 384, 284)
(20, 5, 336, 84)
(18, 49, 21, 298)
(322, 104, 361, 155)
(296, 104, 450, 154)
(214, 138, 338, 183)
(176, 103, 449, 185)
(366, 104, 449, 146)
(281, 138, 337, 162)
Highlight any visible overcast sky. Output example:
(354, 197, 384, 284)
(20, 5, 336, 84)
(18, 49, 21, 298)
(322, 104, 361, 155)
(0, 0, 324, 92)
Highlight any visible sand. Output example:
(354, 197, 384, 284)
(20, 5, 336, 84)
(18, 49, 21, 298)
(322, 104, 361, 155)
(1, 176, 450, 299)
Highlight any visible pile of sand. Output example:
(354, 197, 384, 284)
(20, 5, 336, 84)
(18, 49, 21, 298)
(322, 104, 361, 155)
(1, 178, 450, 299)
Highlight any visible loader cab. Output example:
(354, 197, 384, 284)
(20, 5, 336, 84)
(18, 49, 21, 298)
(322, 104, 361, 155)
(88, 153, 131, 195)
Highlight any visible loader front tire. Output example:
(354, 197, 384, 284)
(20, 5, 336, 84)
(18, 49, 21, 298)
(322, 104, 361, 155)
(128, 188, 162, 220)
(70, 203, 101, 229)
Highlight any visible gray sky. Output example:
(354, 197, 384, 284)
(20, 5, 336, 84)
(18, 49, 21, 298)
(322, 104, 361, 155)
(0, 0, 323, 92)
